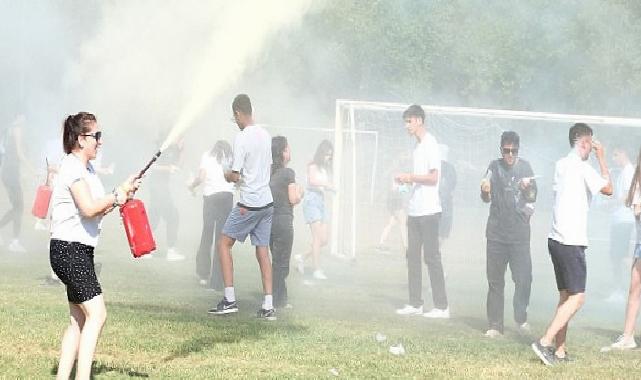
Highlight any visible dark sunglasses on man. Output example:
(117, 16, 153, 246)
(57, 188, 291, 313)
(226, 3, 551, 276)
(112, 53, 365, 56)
(501, 147, 518, 155)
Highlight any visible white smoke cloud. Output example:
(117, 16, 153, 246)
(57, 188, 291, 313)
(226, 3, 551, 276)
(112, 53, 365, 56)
(60, 0, 316, 151)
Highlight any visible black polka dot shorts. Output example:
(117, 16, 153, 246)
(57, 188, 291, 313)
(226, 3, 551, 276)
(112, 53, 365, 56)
(49, 239, 102, 304)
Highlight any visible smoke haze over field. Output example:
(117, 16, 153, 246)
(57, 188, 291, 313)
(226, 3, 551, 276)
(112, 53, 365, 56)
(0, 1, 640, 333)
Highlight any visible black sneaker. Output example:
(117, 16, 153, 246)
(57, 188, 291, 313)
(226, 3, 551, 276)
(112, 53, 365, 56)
(257, 308, 277, 321)
(531, 341, 556, 366)
(208, 298, 238, 315)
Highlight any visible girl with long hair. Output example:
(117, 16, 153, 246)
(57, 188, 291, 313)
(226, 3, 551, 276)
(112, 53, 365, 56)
(296, 139, 334, 280)
(190, 140, 234, 289)
(604, 146, 641, 351)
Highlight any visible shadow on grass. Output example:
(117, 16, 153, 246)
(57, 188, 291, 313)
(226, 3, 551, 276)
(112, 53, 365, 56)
(51, 360, 149, 378)
(163, 321, 309, 362)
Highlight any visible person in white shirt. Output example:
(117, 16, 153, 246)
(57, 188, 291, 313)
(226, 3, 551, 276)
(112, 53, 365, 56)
(394, 104, 449, 319)
(605, 146, 635, 302)
(208, 94, 276, 320)
(189, 140, 234, 289)
(532, 123, 612, 365)
(49, 112, 139, 379)
(603, 146, 641, 351)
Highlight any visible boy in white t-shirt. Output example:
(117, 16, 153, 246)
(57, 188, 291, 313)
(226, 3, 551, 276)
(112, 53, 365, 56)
(532, 123, 612, 365)
(208, 94, 276, 320)
(394, 104, 449, 319)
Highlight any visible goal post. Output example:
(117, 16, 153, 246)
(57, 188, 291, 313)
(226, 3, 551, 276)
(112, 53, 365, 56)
(333, 99, 641, 260)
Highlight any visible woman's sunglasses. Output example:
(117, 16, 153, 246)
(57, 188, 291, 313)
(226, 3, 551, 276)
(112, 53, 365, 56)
(81, 131, 102, 141)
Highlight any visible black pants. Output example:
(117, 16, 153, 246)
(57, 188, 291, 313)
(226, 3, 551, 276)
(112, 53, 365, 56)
(0, 168, 23, 237)
(486, 239, 532, 332)
(195, 192, 233, 289)
(407, 214, 448, 309)
(149, 185, 178, 247)
(270, 214, 294, 308)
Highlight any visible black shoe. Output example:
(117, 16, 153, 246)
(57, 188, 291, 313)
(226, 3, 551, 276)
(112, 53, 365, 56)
(257, 308, 277, 321)
(531, 341, 556, 366)
(208, 298, 238, 315)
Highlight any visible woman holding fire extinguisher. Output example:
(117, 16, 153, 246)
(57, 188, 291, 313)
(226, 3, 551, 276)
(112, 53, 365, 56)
(49, 112, 140, 380)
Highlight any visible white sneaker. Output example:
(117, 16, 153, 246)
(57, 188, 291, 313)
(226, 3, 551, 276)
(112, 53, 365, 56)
(312, 270, 327, 280)
(294, 254, 304, 274)
(8, 239, 26, 253)
(518, 322, 531, 334)
(423, 307, 450, 319)
(602, 334, 637, 352)
(166, 248, 185, 262)
(484, 329, 502, 338)
(395, 304, 423, 315)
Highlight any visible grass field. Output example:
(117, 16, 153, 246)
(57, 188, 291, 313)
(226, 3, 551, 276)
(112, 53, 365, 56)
(1, 212, 641, 379)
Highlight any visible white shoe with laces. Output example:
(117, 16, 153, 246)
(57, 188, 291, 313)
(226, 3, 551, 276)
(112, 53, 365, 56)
(518, 322, 531, 334)
(484, 329, 502, 338)
(603, 334, 637, 352)
(423, 307, 450, 319)
(395, 304, 423, 315)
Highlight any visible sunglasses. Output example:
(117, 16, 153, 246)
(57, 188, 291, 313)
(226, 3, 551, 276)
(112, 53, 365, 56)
(81, 131, 102, 141)
(501, 147, 518, 155)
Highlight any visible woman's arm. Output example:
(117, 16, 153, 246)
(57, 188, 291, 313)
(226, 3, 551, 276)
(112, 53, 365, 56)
(70, 177, 137, 218)
(288, 183, 304, 205)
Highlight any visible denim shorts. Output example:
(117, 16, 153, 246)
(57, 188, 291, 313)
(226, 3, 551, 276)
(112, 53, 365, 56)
(222, 205, 273, 247)
(303, 190, 325, 224)
(634, 244, 641, 260)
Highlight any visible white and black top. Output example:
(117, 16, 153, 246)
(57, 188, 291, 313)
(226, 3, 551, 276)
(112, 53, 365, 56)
(231, 125, 273, 208)
(549, 150, 608, 247)
(50, 154, 105, 247)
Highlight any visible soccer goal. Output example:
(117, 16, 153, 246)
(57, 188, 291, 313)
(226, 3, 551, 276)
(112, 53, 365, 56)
(332, 99, 641, 260)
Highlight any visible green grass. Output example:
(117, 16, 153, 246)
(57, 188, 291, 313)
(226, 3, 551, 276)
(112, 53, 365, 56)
(1, 218, 641, 379)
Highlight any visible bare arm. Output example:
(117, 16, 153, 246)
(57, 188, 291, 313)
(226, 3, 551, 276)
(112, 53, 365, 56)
(288, 183, 304, 205)
(594, 141, 613, 196)
(70, 176, 138, 217)
(395, 169, 439, 186)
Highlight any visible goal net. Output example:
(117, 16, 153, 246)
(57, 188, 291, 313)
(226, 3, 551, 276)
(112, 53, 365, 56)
(331, 99, 641, 260)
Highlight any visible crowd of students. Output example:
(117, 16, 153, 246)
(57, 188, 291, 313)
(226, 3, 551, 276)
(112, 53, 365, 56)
(3, 96, 639, 377)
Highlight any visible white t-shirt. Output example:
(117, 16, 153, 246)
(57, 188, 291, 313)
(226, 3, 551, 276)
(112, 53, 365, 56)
(200, 151, 234, 196)
(612, 163, 635, 224)
(408, 132, 442, 216)
(549, 151, 608, 246)
(50, 154, 106, 247)
(231, 125, 273, 207)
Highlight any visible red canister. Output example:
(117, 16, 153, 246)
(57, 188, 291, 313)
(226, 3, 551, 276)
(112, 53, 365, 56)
(120, 199, 156, 258)
(32, 185, 53, 219)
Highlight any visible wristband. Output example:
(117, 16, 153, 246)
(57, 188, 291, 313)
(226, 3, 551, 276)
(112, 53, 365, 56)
(112, 188, 122, 208)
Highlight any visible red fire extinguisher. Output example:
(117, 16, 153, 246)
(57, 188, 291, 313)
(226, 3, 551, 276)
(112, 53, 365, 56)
(120, 199, 156, 258)
(119, 150, 161, 258)
(32, 159, 53, 219)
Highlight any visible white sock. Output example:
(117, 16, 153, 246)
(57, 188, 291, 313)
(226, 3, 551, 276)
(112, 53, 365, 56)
(224, 287, 235, 302)
(263, 294, 273, 310)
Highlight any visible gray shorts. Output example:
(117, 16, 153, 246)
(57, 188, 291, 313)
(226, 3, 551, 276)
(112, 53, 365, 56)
(222, 204, 273, 247)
